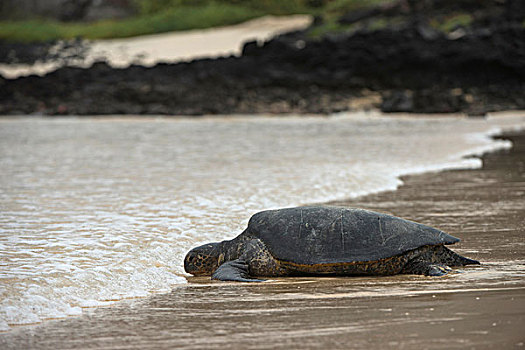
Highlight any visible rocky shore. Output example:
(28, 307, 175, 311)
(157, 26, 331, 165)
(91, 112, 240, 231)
(1, 0, 524, 116)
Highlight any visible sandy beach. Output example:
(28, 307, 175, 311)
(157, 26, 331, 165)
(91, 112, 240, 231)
(1, 128, 523, 350)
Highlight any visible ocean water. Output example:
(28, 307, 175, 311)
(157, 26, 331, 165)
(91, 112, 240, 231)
(0, 111, 524, 331)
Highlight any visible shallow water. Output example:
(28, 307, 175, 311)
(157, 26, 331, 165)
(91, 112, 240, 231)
(0, 111, 524, 331)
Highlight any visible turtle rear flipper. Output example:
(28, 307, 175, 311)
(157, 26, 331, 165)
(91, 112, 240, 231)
(402, 245, 480, 276)
(426, 264, 453, 276)
(212, 259, 266, 282)
(403, 260, 453, 276)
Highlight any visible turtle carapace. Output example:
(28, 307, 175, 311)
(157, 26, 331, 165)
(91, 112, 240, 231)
(184, 206, 480, 282)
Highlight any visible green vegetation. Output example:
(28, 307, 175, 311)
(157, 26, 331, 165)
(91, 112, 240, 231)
(306, 0, 397, 38)
(0, 3, 266, 42)
(308, 20, 349, 38)
(132, 0, 318, 16)
(430, 13, 473, 33)
(322, 0, 388, 15)
(0, 3, 267, 42)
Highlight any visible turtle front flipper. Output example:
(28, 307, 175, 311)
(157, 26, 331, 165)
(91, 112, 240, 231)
(212, 259, 266, 282)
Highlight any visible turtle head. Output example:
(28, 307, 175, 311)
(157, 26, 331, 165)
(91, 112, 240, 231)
(184, 242, 225, 276)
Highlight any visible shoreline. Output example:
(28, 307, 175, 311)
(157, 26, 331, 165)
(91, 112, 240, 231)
(1, 127, 524, 348)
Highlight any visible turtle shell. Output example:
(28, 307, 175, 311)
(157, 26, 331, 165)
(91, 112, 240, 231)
(247, 206, 459, 265)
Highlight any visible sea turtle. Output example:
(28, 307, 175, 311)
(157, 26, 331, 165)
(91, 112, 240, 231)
(184, 206, 479, 282)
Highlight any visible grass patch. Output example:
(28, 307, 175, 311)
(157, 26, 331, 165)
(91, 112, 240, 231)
(323, 0, 390, 15)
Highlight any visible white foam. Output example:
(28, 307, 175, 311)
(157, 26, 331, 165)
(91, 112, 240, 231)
(0, 111, 524, 330)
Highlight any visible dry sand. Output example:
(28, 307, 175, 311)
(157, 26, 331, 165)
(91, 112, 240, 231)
(0, 15, 312, 79)
(1, 131, 524, 349)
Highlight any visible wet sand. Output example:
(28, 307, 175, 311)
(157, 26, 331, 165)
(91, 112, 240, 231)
(1, 131, 524, 349)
